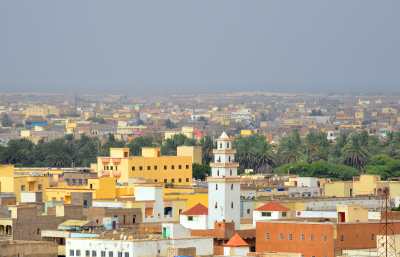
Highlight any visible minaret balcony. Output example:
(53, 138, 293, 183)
(213, 149, 236, 154)
(207, 177, 242, 182)
(210, 162, 239, 168)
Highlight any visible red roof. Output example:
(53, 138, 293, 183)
(223, 232, 250, 247)
(181, 203, 208, 215)
(254, 201, 290, 212)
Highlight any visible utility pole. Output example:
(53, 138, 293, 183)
(377, 187, 396, 257)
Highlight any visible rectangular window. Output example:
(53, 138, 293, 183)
(262, 212, 271, 217)
(154, 179, 157, 182)
(171, 179, 175, 183)
(86, 250, 90, 257)
(154, 166, 157, 170)
(341, 235, 344, 241)
(171, 165, 175, 169)
(21, 185, 25, 191)
(92, 250, 97, 256)
(125, 253, 129, 257)
(139, 166, 143, 170)
(282, 212, 287, 217)
(247, 209, 250, 214)
(164, 179, 167, 183)
(266, 233, 269, 239)
(179, 178, 182, 182)
(279, 234, 283, 240)
(70, 250, 75, 256)
(323, 235, 327, 242)
(132, 166, 135, 171)
(110, 166, 113, 170)
(179, 165, 182, 169)
(101, 251, 106, 257)
(109, 252, 113, 257)
(186, 178, 189, 182)
(371, 234, 375, 240)
(188, 216, 193, 221)
(76, 250, 81, 256)
(186, 165, 189, 169)
(118, 252, 123, 257)
(301, 235, 305, 241)
(115, 166, 118, 171)
(289, 234, 292, 240)
(78, 179, 82, 184)
(147, 166, 151, 170)
(37, 228, 40, 234)
(310, 235, 314, 241)
(38, 184, 42, 190)
(164, 165, 167, 170)
(52, 197, 56, 201)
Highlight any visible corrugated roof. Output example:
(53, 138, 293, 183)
(58, 220, 93, 227)
(181, 203, 208, 215)
(254, 201, 290, 212)
(223, 232, 250, 247)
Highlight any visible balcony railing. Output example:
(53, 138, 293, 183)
(210, 162, 239, 168)
(212, 149, 236, 154)
(113, 173, 121, 177)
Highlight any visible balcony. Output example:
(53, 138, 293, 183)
(101, 171, 110, 176)
(210, 162, 239, 168)
(112, 173, 121, 177)
(101, 158, 110, 163)
(112, 158, 121, 163)
(213, 149, 236, 154)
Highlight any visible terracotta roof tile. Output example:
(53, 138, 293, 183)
(181, 203, 208, 215)
(254, 201, 290, 212)
(223, 232, 250, 247)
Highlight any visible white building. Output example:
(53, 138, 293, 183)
(231, 109, 252, 123)
(289, 177, 321, 197)
(253, 201, 291, 226)
(180, 203, 208, 230)
(66, 237, 213, 257)
(223, 232, 251, 256)
(208, 132, 241, 230)
(162, 223, 191, 239)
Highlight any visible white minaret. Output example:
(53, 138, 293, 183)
(207, 131, 241, 230)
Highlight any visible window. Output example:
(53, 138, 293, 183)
(106, 166, 109, 170)
(154, 179, 157, 182)
(186, 178, 189, 182)
(171, 179, 175, 183)
(38, 184, 42, 190)
(37, 228, 40, 234)
(164, 165, 167, 170)
(125, 253, 129, 257)
(220, 143, 222, 148)
(231, 184, 233, 190)
(21, 185, 25, 191)
(86, 250, 90, 257)
(247, 209, 250, 214)
(110, 166, 113, 170)
(323, 235, 327, 242)
(262, 212, 271, 217)
(115, 167, 118, 171)
(147, 166, 151, 170)
(92, 250, 97, 256)
(227, 142, 230, 148)
(139, 166, 143, 170)
(78, 179, 82, 184)
(118, 252, 123, 257)
(301, 235, 305, 241)
(101, 251, 106, 257)
(230, 170, 232, 176)
(188, 216, 193, 221)
(310, 235, 314, 241)
(186, 165, 189, 169)
(341, 235, 344, 241)
(371, 234, 375, 240)
(179, 178, 182, 182)
(289, 234, 292, 240)
(282, 212, 287, 217)
(132, 166, 135, 171)
(179, 165, 182, 169)
(52, 197, 56, 201)
(70, 250, 75, 256)
(109, 251, 113, 257)
(216, 184, 218, 190)
(171, 165, 175, 169)
(76, 250, 81, 256)
(231, 202, 234, 209)
(154, 166, 157, 170)
(279, 234, 283, 240)
(215, 202, 218, 209)
(164, 179, 167, 183)
(229, 156, 231, 162)
(217, 170, 219, 176)
(61, 197, 64, 201)
(266, 233, 270, 239)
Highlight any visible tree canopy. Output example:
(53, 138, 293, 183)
(1, 113, 13, 127)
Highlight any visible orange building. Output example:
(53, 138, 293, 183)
(256, 220, 400, 257)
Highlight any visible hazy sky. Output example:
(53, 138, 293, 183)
(1, 1, 399, 95)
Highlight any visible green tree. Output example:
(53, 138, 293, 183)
(126, 136, 154, 156)
(137, 119, 144, 125)
(192, 163, 211, 180)
(15, 123, 24, 128)
(165, 119, 176, 129)
(340, 134, 371, 171)
(1, 113, 13, 127)
(46, 114, 57, 118)
(43, 138, 71, 167)
(309, 110, 323, 116)
(199, 136, 214, 164)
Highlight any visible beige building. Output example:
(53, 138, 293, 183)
(25, 105, 59, 118)
(177, 146, 202, 164)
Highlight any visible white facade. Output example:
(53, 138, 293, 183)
(289, 177, 321, 197)
(294, 211, 336, 218)
(180, 214, 208, 230)
(224, 246, 250, 256)
(66, 237, 213, 257)
(208, 132, 241, 230)
(253, 210, 291, 226)
(162, 223, 191, 239)
(231, 109, 252, 123)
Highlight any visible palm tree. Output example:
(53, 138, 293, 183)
(384, 143, 400, 159)
(340, 135, 370, 172)
(199, 136, 214, 164)
(44, 138, 71, 167)
(302, 133, 318, 156)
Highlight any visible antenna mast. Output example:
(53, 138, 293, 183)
(377, 187, 396, 257)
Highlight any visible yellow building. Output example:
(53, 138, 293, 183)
(325, 181, 354, 197)
(177, 146, 202, 164)
(337, 204, 368, 222)
(95, 148, 193, 186)
(165, 127, 194, 140)
(325, 175, 388, 197)
(25, 105, 59, 118)
(0, 165, 49, 202)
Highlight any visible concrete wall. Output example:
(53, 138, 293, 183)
(162, 223, 191, 239)
(180, 214, 208, 230)
(0, 240, 57, 257)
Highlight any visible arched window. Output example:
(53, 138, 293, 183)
(218, 156, 221, 162)
(215, 202, 218, 209)
(227, 142, 230, 148)
(217, 170, 219, 176)
(228, 156, 231, 162)
(230, 170, 232, 176)
(231, 184, 233, 190)
(216, 184, 218, 190)
(231, 202, 234, 209)
(220, 143, 222, 149)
